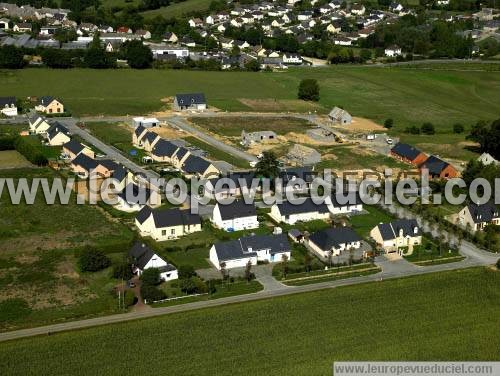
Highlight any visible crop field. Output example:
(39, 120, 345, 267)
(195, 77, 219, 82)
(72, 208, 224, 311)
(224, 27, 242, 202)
(0, 268, 498, 375)
(2, 66, 498, 132)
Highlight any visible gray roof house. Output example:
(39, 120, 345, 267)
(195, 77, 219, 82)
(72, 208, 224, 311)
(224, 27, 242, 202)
(128, 242, 177, 281)
(173, 93, 207, 111)
(308, 227, 362, 257)
(329, 106, 352, 125)
(241, 130, 277, 146)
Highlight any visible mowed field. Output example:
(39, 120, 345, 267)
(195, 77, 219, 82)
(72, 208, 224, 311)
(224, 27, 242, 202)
(141, 0, 213, 18)
(0, 268, 499, 375)
(1, 66, 499, 132)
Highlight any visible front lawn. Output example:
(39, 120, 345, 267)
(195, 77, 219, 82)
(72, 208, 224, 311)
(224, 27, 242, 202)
(349, 205, 395, 238)
(404, 237, 464, 265)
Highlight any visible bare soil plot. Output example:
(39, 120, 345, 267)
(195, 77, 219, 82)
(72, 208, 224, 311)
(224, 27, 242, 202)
(0, 150, 33, 169)
(238, 98, 325, 113)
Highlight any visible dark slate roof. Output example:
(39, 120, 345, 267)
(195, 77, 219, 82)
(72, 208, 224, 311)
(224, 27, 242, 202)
(72, 153, 98, 171)
(111, 164, 128, 182)
(217, 200, 257, 220)
(38, 96, 58, 106)
(98, 159, 119, 172)
(128, 242, 165, 270)
(117, 183, 152, 205)
(391, 143, 422, 161)
(279, 166, 316, 184)
(277, 197, 329, 215)
(174, 147, 189, 160)
(136, 206, 202, 228)
(158, 264, 177, 273)
(152, 139, 178, 158)
(213, 233, 290, 262)
(134, 124, 146, 138)
(467, 201, 499, 223)
(309, 227, 361, 251)
(143, 131, 159, 144)
(377, 219, 421, 241)
(330, 192, 361, 208)
(175, 93, 206, 105)
(47, 122, 70, 140)
(63, 139, 84, 155)
(0, 96, 16, 107)
(419, 155, 449, 175)
(182, 155, 212, 174)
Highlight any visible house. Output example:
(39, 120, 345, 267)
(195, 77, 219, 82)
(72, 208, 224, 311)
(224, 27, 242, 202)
(307, 227, 362, 258)
(390, 143, 428, 166)
(241, 130, 277, 146)
(209, 233, 291, 270)
(206, 171, 257, 199)
(419, 155, 458, 179)
(282, 53, 302, 64)
(46, 122, 70, 146)
(133, 117, 159, 128)
(329, 107, 352, 125)
(135, 206, 202, 241)
(71, 154, 117, 179)
(370, 219, 422, 253)
(151, 139, 179, 162)
(389, 2, 404, 12)
(278, 167, 316, 194)
(0, 18, 9, 30)
(117, 26, 132, 33)
(350, 3, 365, 15)
(288, 229, 304, 243)
(0, 97, 17, 117)
(457, 201, 499, 232)
(35, 96, 64, 114)
(188, 18, 203, 28)
(211, 200, 259, 231)
(162, 31, 178, 43)
(135, 29, 151, 39)
(13, 23, 32, 32)
(28, 115, 51, 134)
(326, 193, 363, 215)
(270, 198, 330, 225)
(171, 147, 191, 169)
(128, 242, 178, 282)
(116, 183, 160, 212)
(181, 154, 220, 179)
(62, 139, 94, 160)
(142, 131, 161, 152)
(326, 22, 342, 34)
(132, 124, 149, 148)
(385, 45, 401, 57)
(477, 152, 498, 166)
(173, 93, 207, 111)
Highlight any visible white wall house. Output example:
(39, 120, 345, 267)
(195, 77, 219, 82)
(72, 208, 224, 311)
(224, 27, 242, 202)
(326, 194, 363, 215)
(115, 183, 161, 212)
(270, 198, 330, 225)
(0, 97, 18, 117)
(133, 117, 159, 128)
(135, 206, 202, 241)
(28, 115, 51, 135)
(46, 122, 71, 146)
(307, 227, 362, 258)
(211, 200, 259, 232)
(128, 242, 178, 282)
(385, 45, 401, 57)
(370, 219, 422, 254)
(209, 234, 291, 270)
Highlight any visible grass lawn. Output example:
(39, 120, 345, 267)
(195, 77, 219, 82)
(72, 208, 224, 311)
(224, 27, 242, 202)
(0, 150, 32, 168)
(189, 116, 314, 137)
(284, 266, 381, 286)
(398, 133, 478, 161)
(0, 267, 498, 374)
(349, 205, 395, 238)
(2, 66, 498, 133)
(183, 136, 249, 168)
(141, 0, 213, 18)
(404, 237, 464, 265)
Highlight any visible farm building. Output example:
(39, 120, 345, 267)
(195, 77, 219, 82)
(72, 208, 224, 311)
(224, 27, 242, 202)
(133, 117, 159, 128)
(328, 107, 352, 125)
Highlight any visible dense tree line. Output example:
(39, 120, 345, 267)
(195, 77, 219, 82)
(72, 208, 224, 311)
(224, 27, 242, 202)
(467, 119, 500, 159)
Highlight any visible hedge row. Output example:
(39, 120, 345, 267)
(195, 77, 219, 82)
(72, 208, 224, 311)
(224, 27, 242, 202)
(13, 137, 48, 166)
(0, 136, 16, 151)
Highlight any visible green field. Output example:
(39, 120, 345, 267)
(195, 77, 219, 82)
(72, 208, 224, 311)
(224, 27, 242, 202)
(183, 136, 249, 168)
(2, 66, 498, 133)
(0, 150, 31, 169)
(141, 0, 213, 18)
(0, 268, 498, 375)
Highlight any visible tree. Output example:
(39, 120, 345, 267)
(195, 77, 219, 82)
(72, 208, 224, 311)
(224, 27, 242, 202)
(453, 123, 464, 134)
(123, 290, 137, 307)
(421, 122, 435, 135)
(245, 59, 260, 72)
(281, 254, 289, 278)
(384, 118, 394, 129)
(255, 151, 280, 179)
(78, 247, 111, 272)
(297, 79, 320, 101)
(140, 268, 161, 286)
(219, 262, 227, 283)
(304, 251, 312, 272)
(0, 46, 26, 69)
(178, 265, 196, 280)
(140, 284, 166, 302)
(112, 260, 133, 280)
(467, 119, 500, 159)
(496, 258, 500, 270)
(123, 39, 153, 69)
(359, 49, 372, 62)
(244, 260, 254, 282)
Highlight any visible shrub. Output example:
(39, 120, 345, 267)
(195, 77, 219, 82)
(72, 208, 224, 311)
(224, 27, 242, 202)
(78, 247, 111, 272)
(123, 290, 137, 307)
(405, 126, 421, 134)
(178, 265, 196, 280)
(0, 298, 31, 322)
(298, 79, 320, 101)
(140, 285, 166, 302)
(421, 122, 435, 135)
(384, 119, 394, 129)
(140, 268, 161, 286)
(496, 258, 500, 270)
(0, 136, 15, 151)
(13, 137, 48, 166)
(111, 261, 133, 280)
(453, 123, 464, 134)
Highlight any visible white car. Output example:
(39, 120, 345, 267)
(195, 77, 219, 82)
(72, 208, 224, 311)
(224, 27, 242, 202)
(386, 138, 393, 145)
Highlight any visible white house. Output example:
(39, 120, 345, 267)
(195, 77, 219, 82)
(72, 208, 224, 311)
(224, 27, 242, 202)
(326, 193, 363, 215)
(173, 93, 207, 111)
(457, 201, 499, 232)
(135, 206, 202, 241)
(133, 117, 159, 128)
(282, 53, 302, 64)
(115, 183, 161, 212)
(370, 219, 422, 254)
(328, 107, 352, 125)
(477, 152, 498, 166)
(270, 198, 330, 225)
(211, 200, 259, 232)
(29, 115, 51, 134)
(307, 227, 362, 258)
(350, 3, 365, 15)
(385, 45, 401, 57)
(128, 242, 178, 282)
(209, 233, 291, 270)
(0, 97, 17, 117)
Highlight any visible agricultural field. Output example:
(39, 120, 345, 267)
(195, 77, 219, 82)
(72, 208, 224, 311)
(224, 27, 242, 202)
(0, 168, 135, 331)
(141, 0, 213, 19)
(0, 150, 32, 169)
(0, 268, 498, 375)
